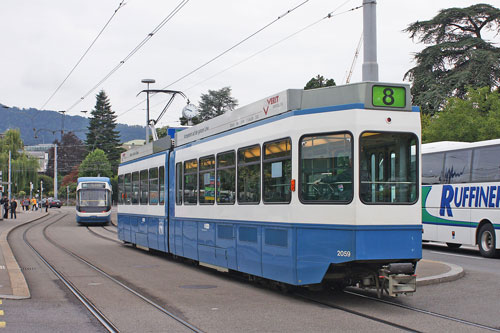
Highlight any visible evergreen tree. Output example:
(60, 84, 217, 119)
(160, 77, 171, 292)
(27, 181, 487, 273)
(404, 4, 500, 115)
(86, 90, 124, 171)
(304, 75, 336, 90)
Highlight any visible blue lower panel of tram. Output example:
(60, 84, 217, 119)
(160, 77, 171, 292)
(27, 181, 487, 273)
(119, 215, 421, 285)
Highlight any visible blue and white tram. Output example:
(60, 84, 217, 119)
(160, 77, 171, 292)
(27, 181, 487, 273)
(118, 82, 421, 296)
(76, 177, 112, 224)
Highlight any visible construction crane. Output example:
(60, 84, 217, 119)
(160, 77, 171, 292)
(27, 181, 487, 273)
(345, 34, 363, 84)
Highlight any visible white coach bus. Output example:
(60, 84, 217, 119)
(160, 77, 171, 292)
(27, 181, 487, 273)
(422, 139, 500, 257)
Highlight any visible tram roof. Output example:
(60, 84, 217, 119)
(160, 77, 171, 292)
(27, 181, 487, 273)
(175, 81, 412, 147)
(422, 138, 500, 154)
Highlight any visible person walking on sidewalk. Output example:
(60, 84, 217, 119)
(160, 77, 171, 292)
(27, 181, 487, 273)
(2, 196, 9, 219)
(10, 198, 17, 219)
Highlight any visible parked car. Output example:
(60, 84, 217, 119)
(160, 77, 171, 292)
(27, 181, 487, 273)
(48, 199, 61, 208)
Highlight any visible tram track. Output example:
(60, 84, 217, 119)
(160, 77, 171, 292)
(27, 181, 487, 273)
(343, 289, 500, 332)
(86, 226, 121, 244)
(20, 212, 204, 333)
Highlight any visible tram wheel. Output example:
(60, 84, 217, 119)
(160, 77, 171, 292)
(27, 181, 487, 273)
(478, 224, 498, 258)
(446, 243, 462, 249)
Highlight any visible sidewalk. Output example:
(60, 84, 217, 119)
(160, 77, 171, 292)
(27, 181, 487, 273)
(0, 209, 48, 299)
(0, 209, 464, 298)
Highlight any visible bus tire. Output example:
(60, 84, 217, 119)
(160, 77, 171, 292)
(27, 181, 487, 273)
(446, 243, 461, 249)
(478, 224, 498, 258)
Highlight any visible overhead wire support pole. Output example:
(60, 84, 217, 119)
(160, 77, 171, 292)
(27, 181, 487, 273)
(362, 0, 378, 82)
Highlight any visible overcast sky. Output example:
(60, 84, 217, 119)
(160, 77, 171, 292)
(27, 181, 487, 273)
(1, 0, 498, 128)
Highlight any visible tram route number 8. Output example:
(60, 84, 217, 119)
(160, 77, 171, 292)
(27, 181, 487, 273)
(372, 85, 406, 108)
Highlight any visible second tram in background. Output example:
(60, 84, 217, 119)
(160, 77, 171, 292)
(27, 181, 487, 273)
(76, 177, 112, 225)
(117, 82, 421, 296)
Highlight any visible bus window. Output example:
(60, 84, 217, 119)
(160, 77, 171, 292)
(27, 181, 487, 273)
(217, 151, 235, 204)
(176, 163, 182, 205)
(184, 159, 198, 204)
(360, 132, 418, 204)
(140, 169, 149, 204)
(238, 145, 261, 204)
(159, 166, 165, 205)
(263, 138, 291, 203)
(472, 145, 500, 182)
(149, 168, 158, 205)
(199, 156, 215, 205)
(132, 171, 139, 205)
(422, 152, 444, 185)
(118, 175, 124, 204)
(444, 149, 472, 184)
(299, 133, 353, 203)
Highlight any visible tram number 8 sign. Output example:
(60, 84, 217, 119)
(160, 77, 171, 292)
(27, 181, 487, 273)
(372, 85, 406, 108)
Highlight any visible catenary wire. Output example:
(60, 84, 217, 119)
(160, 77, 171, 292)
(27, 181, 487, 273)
(116, 0, 313, 119)
(39, 0, 127, 111)
(65, 0, 191, 113)
(117, 0, 360, 121)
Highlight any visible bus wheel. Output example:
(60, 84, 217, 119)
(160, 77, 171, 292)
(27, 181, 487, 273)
(446, 243, 461, 249)
(478, 224, 498, 258)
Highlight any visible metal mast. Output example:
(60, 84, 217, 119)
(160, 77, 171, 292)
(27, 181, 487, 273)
(362, 0, 378, 82)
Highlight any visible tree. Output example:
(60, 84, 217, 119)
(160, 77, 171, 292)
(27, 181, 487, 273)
(79, 149, 113, 178)
(304, 75, 336, 90)
(182, 87, 238, 125)
(85, 90, 124, 171)
(404, 4, 500, 115)
(47, 132, 86, 177)
(423, 86, 500, 143)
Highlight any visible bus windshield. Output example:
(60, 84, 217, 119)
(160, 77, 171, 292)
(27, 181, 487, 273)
(78, 189, 110, 207)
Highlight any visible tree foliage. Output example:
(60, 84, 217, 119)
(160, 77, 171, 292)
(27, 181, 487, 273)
(79, 149, 113, 178)
(85, 90, 124, 171)
(183, 87, 238, 125)
(304, 75, 336, 90)
(0, 129, 39, 195)
(405, 4, 500, 115)
(423, 86, 500, 143)
(46, 132, 86, 177)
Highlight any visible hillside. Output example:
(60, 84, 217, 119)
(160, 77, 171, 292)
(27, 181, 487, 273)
(0, 107, 145, 146)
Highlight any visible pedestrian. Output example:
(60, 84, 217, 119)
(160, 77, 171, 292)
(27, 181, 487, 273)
(45, 199, 48, 213)
(10, 198, 17, 219)
(2, 197, 9, 219)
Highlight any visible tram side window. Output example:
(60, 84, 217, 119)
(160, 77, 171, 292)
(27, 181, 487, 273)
(199, 156, 215, 205)
(300, 133, 353, 203)
(140, 169, 149, 204)
(263, 138, 291, 203)
(422, 153, 444, 185)
(472, 145, 500, 182)
(238, 145, 261, 204)
(159, 166, 165, 205)
(184, 159, 198, 205)
(217, 151, 235, 204)
(132, 171, 139, 205)
(124, 173, 131, 205)
(360, 132, 418, 204)
(149, 167, 158, 205)
(444, 149, 471, 184)
(175, 163, 182, 205)
(118, 175, 124, 204)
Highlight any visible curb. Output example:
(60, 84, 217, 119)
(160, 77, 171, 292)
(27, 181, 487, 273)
(0, 212, 49, 299)
(416, 259, 465, 286)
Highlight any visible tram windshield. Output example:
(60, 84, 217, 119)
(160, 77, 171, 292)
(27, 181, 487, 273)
(359, 132, 418, 204)
(78, 189, 111, 208)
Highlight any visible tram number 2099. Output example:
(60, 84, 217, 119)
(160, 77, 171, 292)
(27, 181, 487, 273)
(337, 250, 351, 257)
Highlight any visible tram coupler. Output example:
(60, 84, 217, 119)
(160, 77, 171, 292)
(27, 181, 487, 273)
(377, 263, 416, 298)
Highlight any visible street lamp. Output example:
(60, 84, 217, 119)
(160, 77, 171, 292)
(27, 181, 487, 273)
(59, 110, 66, 141)
(141, 79, 155, 144)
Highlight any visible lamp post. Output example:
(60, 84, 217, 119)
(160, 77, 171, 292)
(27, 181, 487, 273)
(141, 79, 155, 144)
(59, 110, 66, 141)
